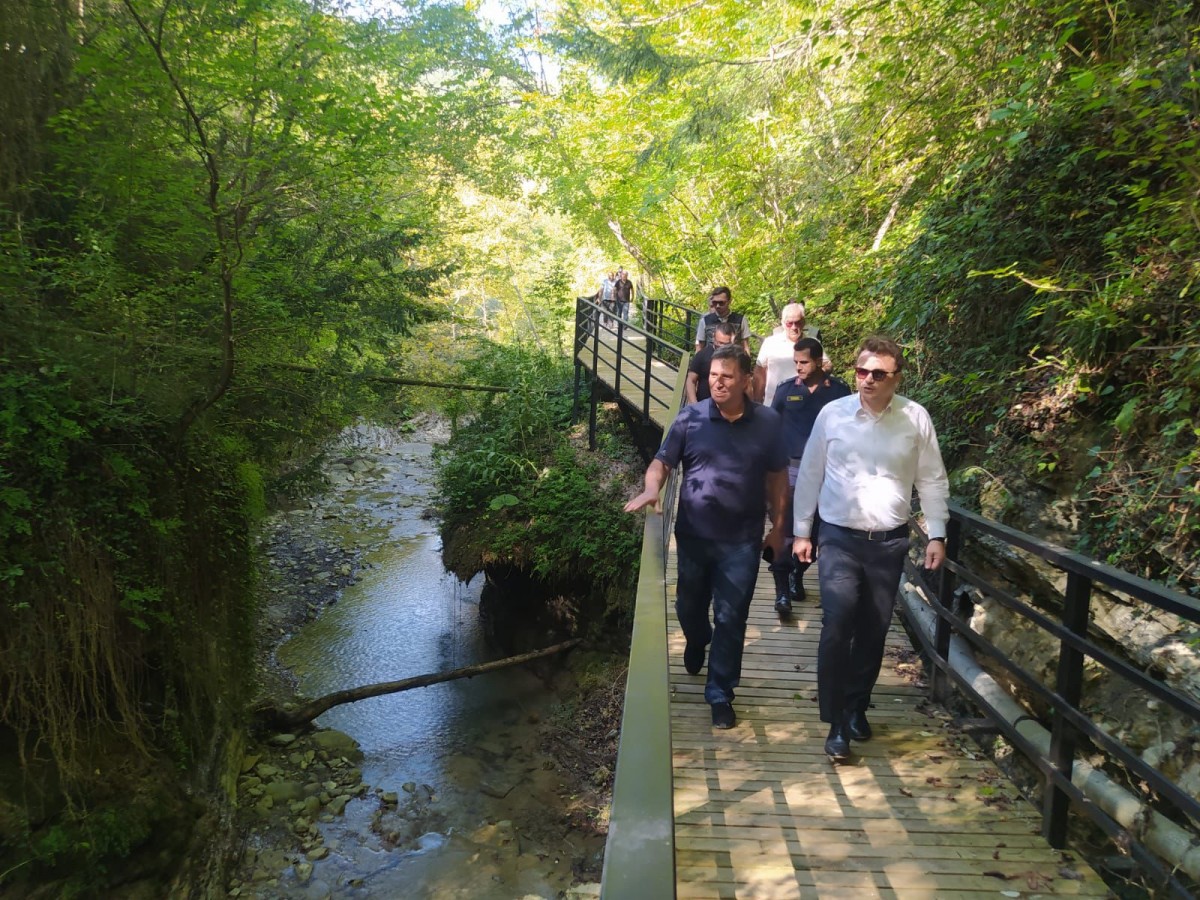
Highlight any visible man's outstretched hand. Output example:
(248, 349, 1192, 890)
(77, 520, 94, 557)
(624, 491, 659, 513)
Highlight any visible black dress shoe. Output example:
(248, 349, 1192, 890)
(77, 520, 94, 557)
(846, 710, 872, 741)
(774, 595, 792, 619)
(683, 641, 705, 675)
(788, 571, 806, 603)
(824, 721, 850, 761)
(711, 702, 736, 729)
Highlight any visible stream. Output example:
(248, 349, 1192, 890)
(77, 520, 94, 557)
(228, 421, 605, 899)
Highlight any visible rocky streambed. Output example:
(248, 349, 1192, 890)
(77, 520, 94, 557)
(224, 418, 611, 899)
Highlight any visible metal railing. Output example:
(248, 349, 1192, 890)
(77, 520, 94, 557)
(575, 295, 689, 428)
(599, 362, 689, 900)
(905, 502, 1200, 897)
(638, 291, 702, 367)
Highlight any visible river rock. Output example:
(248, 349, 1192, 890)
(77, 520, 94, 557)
(265, 780, 304, 803)
(256, 763, 280, 778)
(380, 791, 399, 806)
(566, 885, 602, 898)
(479, 779, 514, 799)
(312, 729, 362, 760)
(295, 861, 314, 884)
(240, 753, 261, 773)
(327, 794, 351, 816)
(306, 846, 330, 861)
(270, 733, 297, 747)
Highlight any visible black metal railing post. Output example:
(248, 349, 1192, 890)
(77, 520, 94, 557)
(1043, 570, 1092, 847)
(643, 326, 654, 421)
(931, 517, 963, 704)
(572, 360, 581, 425)
(589, 310, 601, 450)
(614, 317, 626, 398)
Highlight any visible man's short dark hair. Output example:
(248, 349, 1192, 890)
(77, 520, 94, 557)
(793, 337, 824, 360)
(709, 286, 732, 302)
(714, 322, 739, 339)
(712, 344, 752, 375)
(858, 335, 905, 372)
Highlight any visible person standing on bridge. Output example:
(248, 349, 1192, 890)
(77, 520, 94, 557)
(685, 322, 739, 404)
(792, 336, 950, 762)
(625, 345, 788, 730)
(612, 269, 634, 323)
(753, 301, 831, 404)
(599, 270, 617, 329)
(694, 286, 751, 355)
(768, 337, 850, 619)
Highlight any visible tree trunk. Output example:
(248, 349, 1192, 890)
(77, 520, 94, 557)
(252, 638, 582, 733)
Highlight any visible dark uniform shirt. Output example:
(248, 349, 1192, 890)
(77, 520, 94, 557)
(687, 344, 719, 402)
(770, 374, 851, 461)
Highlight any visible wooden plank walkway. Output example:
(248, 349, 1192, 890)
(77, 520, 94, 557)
(666, 546, 1112, 899)
(576, 325, 680, 429)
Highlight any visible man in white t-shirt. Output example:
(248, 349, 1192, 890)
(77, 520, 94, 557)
(753, 303, 829, 403)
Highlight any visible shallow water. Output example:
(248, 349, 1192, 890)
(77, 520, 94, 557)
(272, 427, 589, 898)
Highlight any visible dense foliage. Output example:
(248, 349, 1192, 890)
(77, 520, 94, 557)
(4, 0, 1199, 890)
(516, 0, 1199, 593)
(0, 0, 519, 889)
(436, 342, 642, 628)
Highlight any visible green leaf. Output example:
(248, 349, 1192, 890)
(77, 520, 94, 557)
(1114, 399, 1138, 434)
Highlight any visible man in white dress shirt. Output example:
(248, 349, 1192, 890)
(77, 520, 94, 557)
(792, 335, 950, 761)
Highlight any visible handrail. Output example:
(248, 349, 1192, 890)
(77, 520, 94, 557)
(575, 295, 688, 427)
(600, 360, 689, 900)
(637, 291, 700, 366)
(904, 500, 1200, 896)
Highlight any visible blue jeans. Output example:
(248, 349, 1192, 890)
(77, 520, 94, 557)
(815, 523, 910, 723)
(675, 535, 762, 705)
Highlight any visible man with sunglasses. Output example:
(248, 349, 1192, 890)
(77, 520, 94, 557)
(752, 302, 830, 404)
(694, 286, 751, 354)
(792, 336, 949, 762)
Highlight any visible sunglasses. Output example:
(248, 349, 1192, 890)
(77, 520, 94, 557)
(783, 320, 804, 328)
(854, 367, 896, 382)
(710, 299, 729, 307)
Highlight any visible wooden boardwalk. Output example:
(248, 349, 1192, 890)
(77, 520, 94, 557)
(576, 325, 680, 429)
(666, 548, 1112, 899)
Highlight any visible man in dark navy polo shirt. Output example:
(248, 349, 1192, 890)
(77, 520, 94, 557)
(768, 337, 851, 618)
(625, 345, 788, 730)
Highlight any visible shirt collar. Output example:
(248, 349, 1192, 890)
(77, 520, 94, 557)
(856, 395, 896, 418)
(707, 398, 755, 421)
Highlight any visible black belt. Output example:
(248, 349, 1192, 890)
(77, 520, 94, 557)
(837, 524, 908, 542)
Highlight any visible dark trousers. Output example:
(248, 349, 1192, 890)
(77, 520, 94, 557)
(815, 523, 910, 724)
(768, 514, 821, 576)
(769, 476, 820, 592)
(675, 535, 761, 705)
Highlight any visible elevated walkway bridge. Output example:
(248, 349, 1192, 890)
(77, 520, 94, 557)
(572, 294, 1200, 899)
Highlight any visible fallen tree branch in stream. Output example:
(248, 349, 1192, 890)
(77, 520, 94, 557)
(252, 638, 583, 733)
